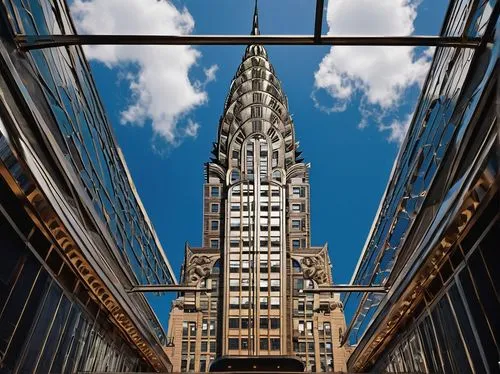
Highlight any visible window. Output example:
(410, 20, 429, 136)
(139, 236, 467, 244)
(232, 150, 239, 159)
(230, 279, 239, 291)
(230, 297, 240, 309)
(210, 186, 220, 197)
(271, 188, 280, 197)
(260, 279, 269, 291)
(231, 203, 240, 211)
(292, 239, 300, 249)
(260, 338, 269, 350)
(271, 279, 280, 291)
(292, 186, 305, 197)
(306, 321, 313, 336)
(270, 318, 280, 329)
(230, 261, 239, 272)
(270, 260, 280, 272)
(210, 239, 219, 249)
(231, 169, 240, 183)
(292, 219, 301, 230)
(211, 220, 219, 231)
(230, 239, 239, 247)
(202, 320, 208, 336)
(272, 150, 278, 167)
(292, 204, 302, 212)
(272, 170, 281, 182)
(271, 297, 280, 309)
(228, 338, 239, 350)
(260, 318, 269, 329)
(201, 341, 208, 352)
(260, 297, 268, 309)
(229, 318, 239, 329)
(211, 203, 219, 213)
(241, 297, 250, 309)
(241, 318, 253, 329)
(324, 322, 331, 336)
(241, 338, 249, 349)
(210, 341, 216, 352)
(230, 218, 240, 230)
(270, 338, 280, 351)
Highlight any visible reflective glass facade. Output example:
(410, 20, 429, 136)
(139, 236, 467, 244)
(345, 0, 497, 344)
(345, 0, 498, 372)
(1, 0, 175, 286)
(0, 0, 175, 371)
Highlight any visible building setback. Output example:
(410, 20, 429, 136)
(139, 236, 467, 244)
(165, 6, 349, 373)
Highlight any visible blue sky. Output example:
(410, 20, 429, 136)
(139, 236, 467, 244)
(70, 0, 448, 330)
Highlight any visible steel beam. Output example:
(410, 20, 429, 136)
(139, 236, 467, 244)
(314, 0, 325, 42)
(126, 285, 211, 293)
(302, 285, 389, 293)
(15, 34, 482, 50)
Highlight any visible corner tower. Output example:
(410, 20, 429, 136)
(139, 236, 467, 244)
(165, 4, 349, 372)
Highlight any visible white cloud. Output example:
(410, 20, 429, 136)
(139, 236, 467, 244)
(313, 0, 433, 142)
(71, 0, 217, 146)
(378, 113, 413, 144)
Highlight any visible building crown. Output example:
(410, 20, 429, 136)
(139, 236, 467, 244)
(214, 1, 303, 172)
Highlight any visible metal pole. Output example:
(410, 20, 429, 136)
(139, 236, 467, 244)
(126, 285, 211, 293)
(15, 34, 482, 50)
(302, 285, 388, 293)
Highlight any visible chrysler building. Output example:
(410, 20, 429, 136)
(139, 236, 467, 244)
(165, 4, 349, 372)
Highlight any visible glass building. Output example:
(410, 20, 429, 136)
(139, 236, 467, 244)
(344, 0, 499, 372)
(1, 0, 497, 372)
(0, 0, 176, 371)
(164, 7, 349, 373)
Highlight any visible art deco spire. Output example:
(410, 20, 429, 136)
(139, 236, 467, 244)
(251, 0, 260, 35)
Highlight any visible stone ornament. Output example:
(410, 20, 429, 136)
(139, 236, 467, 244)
(186, 255, 213, 284)
(301, 255, 329, 285)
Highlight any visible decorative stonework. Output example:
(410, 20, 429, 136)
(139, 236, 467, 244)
(185, 255, 213, 285)
(172, 298, 185, 310)
(301, 255, 329, 285)
(329, 300, 344, 311)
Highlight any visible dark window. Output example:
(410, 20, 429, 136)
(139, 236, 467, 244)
(210, 186, 220, 197)
(260, 318, 269, 329)
(260, 338, 269, 350)
(228, 338, 239, 350)
(211, 220, 219, 231)
(270, 318, 280, 329)
(270, 338, 280, 351)
(241, 338, 249, 349)
(229, 318, 239, 329)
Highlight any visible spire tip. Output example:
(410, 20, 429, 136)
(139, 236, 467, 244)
(251, 0, 259, 35)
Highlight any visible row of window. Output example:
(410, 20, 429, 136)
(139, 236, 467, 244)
(228, 337, 280, 351)
(229, 279, 280, 291)
(229, 297, 281, 309)
(209, 184, 304, 199)
(209, 219, 301, 232)
(293, 341, 333, 353)
(229, 317, 280, 329)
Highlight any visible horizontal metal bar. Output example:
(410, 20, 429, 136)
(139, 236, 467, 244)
(14, 34, 482, 50)
(302, 285, 389, 293)
(126, 285, 211, 293)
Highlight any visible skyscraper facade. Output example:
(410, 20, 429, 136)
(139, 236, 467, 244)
(165, 7, 349, 373)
